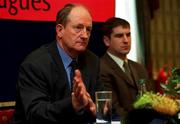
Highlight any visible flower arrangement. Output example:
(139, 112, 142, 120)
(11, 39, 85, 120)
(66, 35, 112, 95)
(160, 67, 180, 97)
(120, 68, 180, 124)
(133, 91, 179, 116)
(122, 67, 180, 124)
(133, 67, 180, 116)
(130, 67, 180, 124)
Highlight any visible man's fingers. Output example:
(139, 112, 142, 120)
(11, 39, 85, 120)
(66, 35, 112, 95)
(88, 98, 96, 116)
(73, 69, 86, 92)
(74, 69, 81, 78)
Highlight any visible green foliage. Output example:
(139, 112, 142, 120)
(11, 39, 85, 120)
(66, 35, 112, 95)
(160, 67, 180, 96)
(133, 92, 179, 116)
(133, 92, 154, 109)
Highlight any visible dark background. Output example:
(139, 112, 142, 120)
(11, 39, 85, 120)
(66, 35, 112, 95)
(0, 20, 106, 101)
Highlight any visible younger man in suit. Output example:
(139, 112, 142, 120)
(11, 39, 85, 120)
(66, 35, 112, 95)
(100, 17, 155, 118)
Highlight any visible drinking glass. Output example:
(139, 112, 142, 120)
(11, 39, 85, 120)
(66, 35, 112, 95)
(95, 91, 112, 124)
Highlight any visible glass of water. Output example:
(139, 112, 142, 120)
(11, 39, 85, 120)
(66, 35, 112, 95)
(95, 91, 112, 124)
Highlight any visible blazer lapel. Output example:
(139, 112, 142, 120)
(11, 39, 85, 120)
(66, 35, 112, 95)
(47, 41, 71, 96)
(128, 61, 140, 88)
(103, 53, 136, 88)
(78, 52, 89, 89)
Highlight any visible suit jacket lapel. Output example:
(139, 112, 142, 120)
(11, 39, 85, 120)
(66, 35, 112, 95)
(48, 43, 90, 92)
(103, 53, 136, 88)
(78, 52, 89, 89)
(47, 41, 71, 96)
(128, 60, 139, 88)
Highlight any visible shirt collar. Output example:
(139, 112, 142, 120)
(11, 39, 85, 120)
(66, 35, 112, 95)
(57, 43, 72, 69)
(107, 52, 124, 69)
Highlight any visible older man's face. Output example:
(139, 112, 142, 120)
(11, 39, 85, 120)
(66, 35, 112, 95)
(57, 6, 92, 58)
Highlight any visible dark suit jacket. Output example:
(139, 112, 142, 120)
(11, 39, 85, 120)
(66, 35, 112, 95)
(100, 53, 154, 117)
(10, 41, 103, 124)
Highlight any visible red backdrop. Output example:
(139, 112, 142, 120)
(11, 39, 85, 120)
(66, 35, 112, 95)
(0, 0, 115, 22)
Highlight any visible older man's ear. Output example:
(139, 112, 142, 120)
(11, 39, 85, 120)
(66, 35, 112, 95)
(56, 24, 64, 38)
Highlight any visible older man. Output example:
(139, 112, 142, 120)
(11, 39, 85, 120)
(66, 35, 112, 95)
(10, 3, 103, 124)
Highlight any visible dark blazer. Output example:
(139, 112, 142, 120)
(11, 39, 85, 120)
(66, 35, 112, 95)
(100, 53, 154, 117)
(10, 41, 103, 124)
